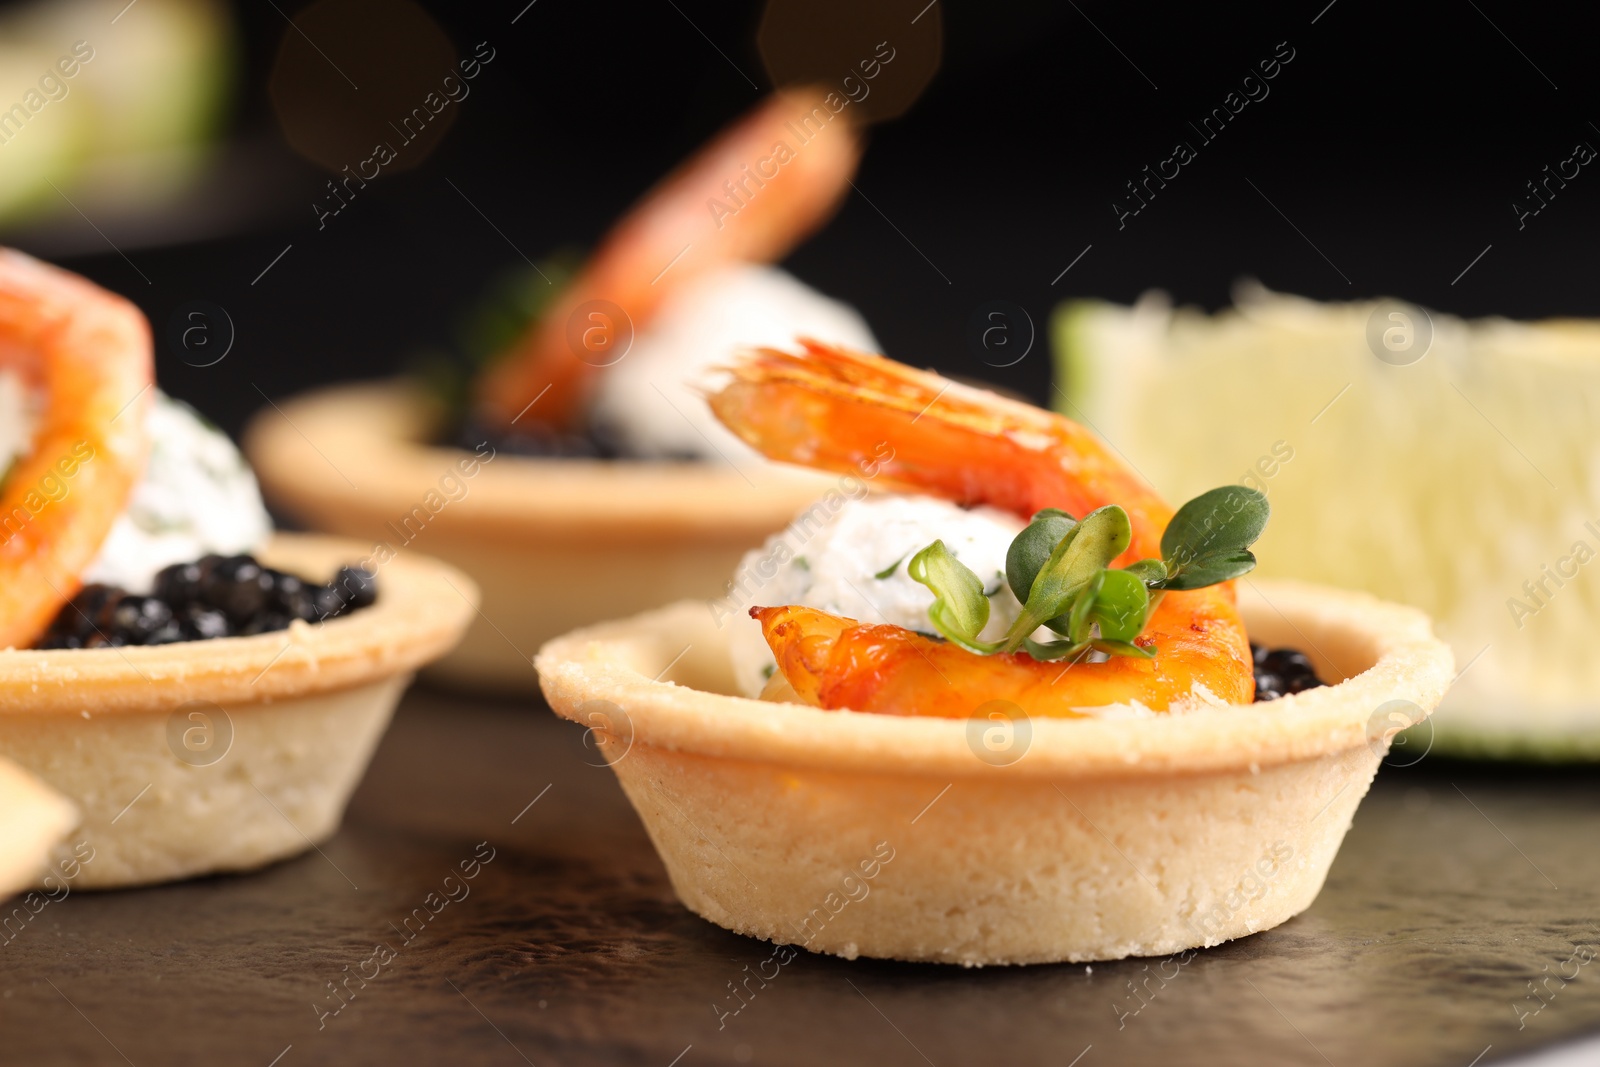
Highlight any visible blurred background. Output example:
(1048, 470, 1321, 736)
(3, 0, 1595, 438)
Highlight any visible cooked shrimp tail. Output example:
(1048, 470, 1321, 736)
(711, 340, 1170, 561)
(475, 87, 862, 431)
(711, 342, 1254, 714)
(0, 249, 152, 648)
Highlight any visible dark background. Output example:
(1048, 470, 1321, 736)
(7, 7, 1600, 1063)
(11, 0, 1599, 437)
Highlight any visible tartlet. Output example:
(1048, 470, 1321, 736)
(245, 89, 874, 696)
(244, 380, 828, 694)
(0, 533, 475, 889)
(537, 579, 1454, 965)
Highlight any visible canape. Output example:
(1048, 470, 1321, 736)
(0, 535, 473, 888)
(541, 581, 1450, 965)
(537, 344, 1455, 964)
(0, 249, 475, 888)
(246, 88, 874, 694)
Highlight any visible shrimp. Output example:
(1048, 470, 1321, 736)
(0, 249, 152, 649)
(474, 86, 861, 431)
(710, 342, 1255, 715)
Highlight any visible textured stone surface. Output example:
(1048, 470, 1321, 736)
(2, 687, 1598, 1065)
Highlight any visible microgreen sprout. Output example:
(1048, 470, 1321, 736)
(908, 486, 1269, 662)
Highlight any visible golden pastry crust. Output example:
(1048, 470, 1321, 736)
(0, 533, 476, 889)
(539, 580, 1454, 777)
(0, 534, 475, 714)
(536, 580, 1455, 964)
(243, 380, 829, 545)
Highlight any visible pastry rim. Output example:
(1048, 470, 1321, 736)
(536, 579, 1456, 778)
(242, 379, 832, 545)
(0, 533, 478, 715)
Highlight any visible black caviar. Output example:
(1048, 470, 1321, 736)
(451, 416, 699, 463)
(454, 415, 616, 459)
(34, 555, 377, 650)
(1251, 643, 1325, 702)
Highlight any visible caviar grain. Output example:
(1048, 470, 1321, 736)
(34, 555, 378, 649)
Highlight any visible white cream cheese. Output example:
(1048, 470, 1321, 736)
(82, 390, 272, 592)
(589, 263, 879, 461)
(725, 494, 1028, 698)
(0, 369, 38, 481)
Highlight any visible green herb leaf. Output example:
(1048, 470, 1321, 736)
(1064, 570, 1105, 644)
(902, 487, 1267, 665)
(1092, 639, 1157, 659)
(873, 553, 907, 580)
(1121, 558, 1168, 587)
(1160, 486, 1270, 591)
(1003, 505, 1132, 649)
(1005, 508, 1078, 603)
(1166, 550, 1258, 590)
(1022, 637, 1091, 661)
(1087, 567, 1151, 642)
(907, 540, 1001, 655)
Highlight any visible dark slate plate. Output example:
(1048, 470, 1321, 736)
(2, 687, 1596, 1066)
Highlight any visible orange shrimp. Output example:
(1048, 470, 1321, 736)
(0, 249, 152, 649)
(709, 342, 1255, 715)
(474, 86, 861, 431)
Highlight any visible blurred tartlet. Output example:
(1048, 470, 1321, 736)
(0, 534, 473, 888)
(0, 249, 476, 888)
(247, 89, 872, 693)
(245, 380, 828, 694)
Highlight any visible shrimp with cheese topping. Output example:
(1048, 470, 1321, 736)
(0, 249, 151, 648)
(709, 341, 1255, 715)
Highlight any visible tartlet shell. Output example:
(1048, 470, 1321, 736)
(244, 380, 830, 694)
(0, 534, 476, 889)
(536, 580, 1454, 965)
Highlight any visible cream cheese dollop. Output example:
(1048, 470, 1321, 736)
(589, 263, 878, 461)
(0, 369, 38, 481)
(724, 494, 1028, 699)
(82, 390, 272, 593)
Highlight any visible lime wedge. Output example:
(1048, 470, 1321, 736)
(1054, 284, 1600, 759)
(0, 44, 89, 221)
